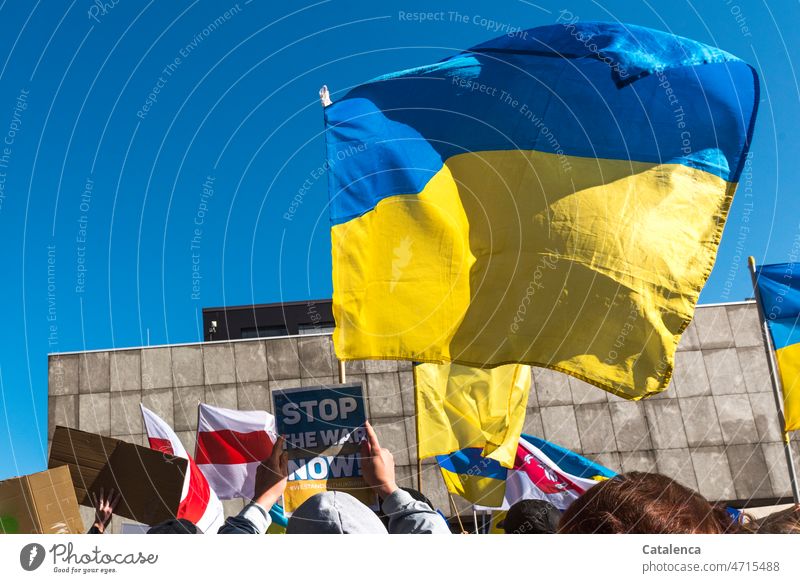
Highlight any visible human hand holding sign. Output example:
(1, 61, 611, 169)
(253, 435, 288, 509)
(91, 487, 121, 534)
(360, 421, 398, 500)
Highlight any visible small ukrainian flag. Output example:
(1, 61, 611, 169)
(755, 263, 800, 432)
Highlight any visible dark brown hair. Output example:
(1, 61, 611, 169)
(754, 505, 800, 534)
(559, 472, 736, 534)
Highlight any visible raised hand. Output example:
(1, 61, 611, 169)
(360, 421, 398, 499)
(253, 435, 288, 509)
(92, 487, 121, 534)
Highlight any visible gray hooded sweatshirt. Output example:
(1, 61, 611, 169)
(219, 490, 450, 534)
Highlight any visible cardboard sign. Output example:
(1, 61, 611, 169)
(272, 383, 375, 513)
(48, 426, 186, 526)
(0, 465, 83, 534)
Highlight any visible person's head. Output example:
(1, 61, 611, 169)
(754, 505, 800, 534)
(146, 518, 199, 534)
(287, 491, 387, 534)
(559, 472, 735, 534)
(501, 499, 561, 534)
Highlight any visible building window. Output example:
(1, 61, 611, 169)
(240, 325, 288, 339)
(298, 323, 335, 335)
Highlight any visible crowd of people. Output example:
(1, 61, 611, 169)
(87, 422, 800, 535)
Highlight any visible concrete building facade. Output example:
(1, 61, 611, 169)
(47, 300, 800, 531)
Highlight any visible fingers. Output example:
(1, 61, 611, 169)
(359, 435, 372, 457)
(269, 435, 285, 463)
(110, 489, 122, 510)
(364, 421, 381, 454)
(93, 488, 121, 514)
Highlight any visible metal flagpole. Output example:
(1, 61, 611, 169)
(412, 363, 423, 492)
(324, 86, 343, 389)
(748, 256, 800, 503)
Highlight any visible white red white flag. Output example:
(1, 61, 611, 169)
(140, 404, 225, 534)
(195, 403, 277, 500)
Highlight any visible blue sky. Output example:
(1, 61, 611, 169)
(0, 0, 798, 480)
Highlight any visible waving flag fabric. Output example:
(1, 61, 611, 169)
(438, 447, 509, 507)
(195, 403, 277, 499)
(415, 362, 531, 467)
(438, 433, 615, 510)
(140, 405, 224, 533)
(754, 263, 800, 431)
(325, 21, 758, 399)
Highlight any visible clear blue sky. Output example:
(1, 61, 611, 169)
(0, 0, 798, 480)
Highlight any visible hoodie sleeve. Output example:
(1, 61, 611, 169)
(381, 489, 451, 534)
(218, 502, 272, 534)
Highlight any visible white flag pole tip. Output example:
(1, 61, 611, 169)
(319, 85, 332, 107)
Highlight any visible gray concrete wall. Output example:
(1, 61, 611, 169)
(48, 301, 800, 531)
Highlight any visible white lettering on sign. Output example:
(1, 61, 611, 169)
(317, 426, 366, 447)
(318, 398, 337, 421)
(285, 431, 317, 449)
(280, 396, 359, 425)
(288, 454, 362, 481)
(307, 457, 327, 480)
(282, 403, 301, 425)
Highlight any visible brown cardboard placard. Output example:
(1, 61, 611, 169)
(48, 426, 186, 526)
(0, 465, 83, 534)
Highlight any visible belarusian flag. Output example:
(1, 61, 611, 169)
(140, 404, 224, 533)
(195, 403, 277, 499)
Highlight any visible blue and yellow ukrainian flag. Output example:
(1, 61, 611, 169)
(437, 447, 509, 508)
(325, 22, 758, 399)
(755, 263, 800, 431)
(437, 433, 615, 508)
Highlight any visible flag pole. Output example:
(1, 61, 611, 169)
(319, 85, 331, 107)
(748, 256, 800, 503)
(337, 360, 346, 384)
(322, 85, 341, 388)
(412, 363, 423, 492)
(448, 493, 465, 533)
(195, 402, 202, 459)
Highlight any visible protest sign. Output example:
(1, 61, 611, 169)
(272, 383, 375, 513)
(0, 466, 83, 533)
(48, 426, 187, 525)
